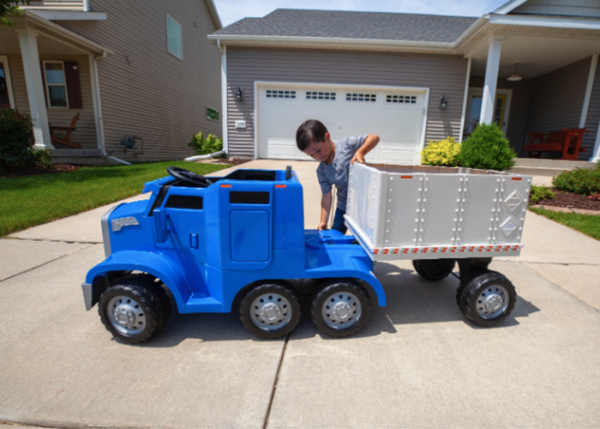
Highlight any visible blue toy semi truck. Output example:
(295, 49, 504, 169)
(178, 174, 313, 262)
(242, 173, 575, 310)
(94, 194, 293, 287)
(83, 165, 526, 344)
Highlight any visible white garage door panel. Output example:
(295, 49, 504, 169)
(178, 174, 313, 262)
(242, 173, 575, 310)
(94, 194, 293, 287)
(257, 85, 427, 164)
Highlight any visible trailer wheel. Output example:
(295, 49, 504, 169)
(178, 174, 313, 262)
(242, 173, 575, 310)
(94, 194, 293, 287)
(311, 280, 371, 338)
(459, 271, 516, 327)
(413, 259, 455, 281)
(98, 280, 164, 344)
(240, 283, 301, 339)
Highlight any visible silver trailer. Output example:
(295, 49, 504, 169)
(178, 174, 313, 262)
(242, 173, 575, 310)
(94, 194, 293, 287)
(345, 163, 533, 327)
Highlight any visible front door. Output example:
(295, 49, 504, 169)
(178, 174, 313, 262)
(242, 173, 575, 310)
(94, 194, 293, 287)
(0, 60, 12, 108)
(465, 88, 512, 138)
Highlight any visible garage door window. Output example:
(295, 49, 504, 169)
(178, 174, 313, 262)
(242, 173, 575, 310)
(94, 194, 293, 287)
(346, 93, 376, 102)
(306, 91, 336, 100)
(386, 95, 417, 104)
(266, 89, 296, 99)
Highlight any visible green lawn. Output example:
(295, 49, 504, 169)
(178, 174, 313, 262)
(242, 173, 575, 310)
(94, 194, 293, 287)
(0, 161, 230, 237)
(529, 207, 600, 241)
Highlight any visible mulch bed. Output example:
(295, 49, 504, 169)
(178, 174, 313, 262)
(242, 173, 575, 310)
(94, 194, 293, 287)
(0, 164, 82, 178)
(531, 189, 600, 212)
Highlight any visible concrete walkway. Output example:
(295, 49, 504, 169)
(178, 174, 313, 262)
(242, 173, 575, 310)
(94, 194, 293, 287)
(1, 160, 599, 428)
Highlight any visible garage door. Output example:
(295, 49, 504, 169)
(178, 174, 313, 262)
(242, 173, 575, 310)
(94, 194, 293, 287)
(257, 85, 427, 164)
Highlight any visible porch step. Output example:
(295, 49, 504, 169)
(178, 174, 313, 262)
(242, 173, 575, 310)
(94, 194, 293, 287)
(49, 149, 117, 166)
(511, 158, 596, 177)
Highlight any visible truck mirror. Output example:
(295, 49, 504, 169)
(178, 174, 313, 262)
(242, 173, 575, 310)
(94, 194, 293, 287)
(285, 165, 292, 180)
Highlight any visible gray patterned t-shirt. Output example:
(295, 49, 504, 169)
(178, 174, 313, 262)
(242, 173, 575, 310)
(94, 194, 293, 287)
(316, 135, 367, 211)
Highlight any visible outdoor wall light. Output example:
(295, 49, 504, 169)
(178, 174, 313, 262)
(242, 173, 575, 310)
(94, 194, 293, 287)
(439, 95, 448, 110)
(507, 62, 523, 81)
(236, 87, 243, 102)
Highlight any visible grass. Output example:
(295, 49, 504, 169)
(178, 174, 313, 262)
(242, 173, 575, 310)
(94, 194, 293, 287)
(0, 161, 230, 237)
(529, 207, 600, 241)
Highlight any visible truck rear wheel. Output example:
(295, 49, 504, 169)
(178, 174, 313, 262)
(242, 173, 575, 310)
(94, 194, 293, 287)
(240, 283, 301, 339)
(311, 280, 371, 338)
(413, 259, 455, 281)
(98, 280, 164, 344)
(458, 271, 516, 327)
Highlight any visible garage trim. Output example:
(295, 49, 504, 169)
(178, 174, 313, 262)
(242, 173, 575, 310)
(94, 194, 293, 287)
(253, 81, 430, 162)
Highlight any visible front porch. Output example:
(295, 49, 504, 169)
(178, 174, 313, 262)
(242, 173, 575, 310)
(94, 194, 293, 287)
(0, 11, 111, 160)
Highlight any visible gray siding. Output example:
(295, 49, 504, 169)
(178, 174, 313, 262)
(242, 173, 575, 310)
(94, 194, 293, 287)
(469, 76, 533, 155)
(525, 57, 591, 159)
(512, 0, 600, 18)
(583, 62, 600, 157)
(226, 47, 468, 158)
(7, 54, 97, 149)
(62, 0, 222, 160)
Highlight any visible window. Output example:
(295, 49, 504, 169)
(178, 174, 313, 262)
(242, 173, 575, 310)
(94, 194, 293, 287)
(306, 91, 336, 100)
(266, 89, 296, 99)
(207, 107, 219, 121)
(43, 62, 68, 107)
(346, 93, 376, 102)
(386, 94, 417, 104)
(167, 14, 183, 59)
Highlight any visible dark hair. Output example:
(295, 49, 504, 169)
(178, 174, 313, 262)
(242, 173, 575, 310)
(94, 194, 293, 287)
(296, 120, 328, 151)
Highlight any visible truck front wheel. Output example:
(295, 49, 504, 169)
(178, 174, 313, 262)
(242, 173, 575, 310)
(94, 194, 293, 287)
(240, 283, 301, 339)
(311, 280, 371, 338)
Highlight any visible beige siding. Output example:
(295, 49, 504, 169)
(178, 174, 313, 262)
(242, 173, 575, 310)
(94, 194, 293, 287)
(62, 0, 222, 161)
(525, 57, 591, 159)
(583, 63, 600, 156)
(7, 54, 97, 149)
(469, 76, 533, 155)
(226, 47, 468, 158)
(512, 0, 600, 17)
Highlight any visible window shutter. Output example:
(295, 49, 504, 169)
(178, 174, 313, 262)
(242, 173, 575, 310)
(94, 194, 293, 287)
(39, 61, 48, 108)
(64, 61, 82, 109)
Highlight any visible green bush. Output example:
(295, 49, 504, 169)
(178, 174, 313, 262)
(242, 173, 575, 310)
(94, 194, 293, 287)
(552, 163, 600, 196)
(421, 137, 460, 167)
(529, 185, 555, 204)
(0, 108, 51, 171)
(187, 131, 223, 155)
(457, 123, 516, 171)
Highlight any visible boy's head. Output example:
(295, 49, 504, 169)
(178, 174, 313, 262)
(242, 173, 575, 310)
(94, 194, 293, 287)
(296, 120, 334, 163)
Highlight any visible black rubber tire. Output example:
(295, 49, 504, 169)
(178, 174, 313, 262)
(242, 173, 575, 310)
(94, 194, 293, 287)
(455, 272, 481, 308)
(98, 280, 164, 344)
(131, 275, 172, 329)
(239, 283, 301, 339)
(459, 271, 517, 327)
(311, 280, 371, 338)
(413, 259, 456, 281)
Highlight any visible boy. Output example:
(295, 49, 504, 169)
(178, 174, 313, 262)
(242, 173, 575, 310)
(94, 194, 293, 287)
(295, 119, 380, 234)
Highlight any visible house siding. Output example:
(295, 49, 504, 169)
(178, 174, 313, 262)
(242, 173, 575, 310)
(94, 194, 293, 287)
(469, 76, 533, 155)
(583, 62, 600, 157)
(226, 47, 467, 158)
(8, 54, 97, 149)
(524, 57, 591, 159)
(512, 0, 600, 18)
(62, 0, 222, 160)
(21, 0, 85, 11)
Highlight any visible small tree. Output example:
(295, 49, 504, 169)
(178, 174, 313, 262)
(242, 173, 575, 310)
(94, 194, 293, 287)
(0, 108, 51, 171)
(458, 123, 517, 171)
(187, 131, 223, 155)
(1, 0, 29, 26)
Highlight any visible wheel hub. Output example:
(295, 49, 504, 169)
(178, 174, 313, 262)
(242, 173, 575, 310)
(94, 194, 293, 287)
(250, 293, 293, 331)
(260, 303, 282, 321)
(322, 291, 362, 329)
(484, 294, 503, 312)
(332, 302, 352, 320)
(107, 295, 146, 336)
(114, 307, 136, 327)
(476, 285, 510, 319)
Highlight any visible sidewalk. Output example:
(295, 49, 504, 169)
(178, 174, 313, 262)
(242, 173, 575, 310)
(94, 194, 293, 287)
(1, 160, 599, 428)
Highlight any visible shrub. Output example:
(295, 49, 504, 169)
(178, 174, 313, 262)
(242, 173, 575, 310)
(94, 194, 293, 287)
(0, 108, 51, 171)
(552, 164, 600, 196)
(529, 185, 555, 204)
(187, 131, 223, 155)
(457, 123, 517, 171)
(421, 137, 460, 167)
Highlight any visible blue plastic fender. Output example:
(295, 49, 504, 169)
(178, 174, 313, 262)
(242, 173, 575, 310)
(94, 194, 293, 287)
(347, 257, 387, 307)
(85, 250, 192, 312)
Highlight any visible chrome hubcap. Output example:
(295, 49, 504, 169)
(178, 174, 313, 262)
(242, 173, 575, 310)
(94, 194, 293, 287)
(250, 293, 292, 331)
(476, 285, 510, 319)
(107, 295, 146, 336)
(322, 292, 362, 329)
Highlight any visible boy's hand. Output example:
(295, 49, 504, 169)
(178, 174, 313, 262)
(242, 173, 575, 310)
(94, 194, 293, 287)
(317, 222, 329, 231)
(351, 152, 365, 164)
(351, 134, 379, 164)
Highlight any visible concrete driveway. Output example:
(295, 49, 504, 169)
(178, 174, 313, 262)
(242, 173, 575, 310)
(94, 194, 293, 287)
(1, 160, 599, 428)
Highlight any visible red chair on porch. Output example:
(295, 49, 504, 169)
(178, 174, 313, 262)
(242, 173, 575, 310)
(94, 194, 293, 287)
(522, 128, 589, 160)
(50, 113, 82, 149)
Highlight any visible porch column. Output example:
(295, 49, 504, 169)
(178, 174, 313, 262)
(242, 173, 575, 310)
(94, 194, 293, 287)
(16, 28, 53, 149)
(590, 117, 600, 162)
(480, 35, 504, 125)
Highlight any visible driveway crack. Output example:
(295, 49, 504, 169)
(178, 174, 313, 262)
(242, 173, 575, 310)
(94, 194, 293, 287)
(263, 333, 290, 429)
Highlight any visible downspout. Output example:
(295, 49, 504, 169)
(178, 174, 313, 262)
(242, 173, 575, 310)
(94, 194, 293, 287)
(217, 39, 228, 155)
(92, 51, 131, 165)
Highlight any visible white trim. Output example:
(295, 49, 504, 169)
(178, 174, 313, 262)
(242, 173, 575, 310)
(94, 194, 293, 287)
(580, 53, 599, 129)
(0, 55, 16, 109)
(42, 60, 69, 109)
(166, 14, 183, 60)
(488, 14, 600, 30)
(492, 0, 529, 15)
(481, 36, 504, 125)
(467, 87, 513, 134)
(459, 57, 472, 142)
(253, 81, 430, 162)
(89, 54, 102, 152)
(221, 45, 228, 154)
(28, 10, 107, 20)
(204, 0, 222, 29)
(83, 0, 89, 12)
(590, 115, 600, 162)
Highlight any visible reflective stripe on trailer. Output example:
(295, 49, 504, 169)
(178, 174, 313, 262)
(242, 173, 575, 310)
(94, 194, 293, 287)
(372, 244, 523, 256)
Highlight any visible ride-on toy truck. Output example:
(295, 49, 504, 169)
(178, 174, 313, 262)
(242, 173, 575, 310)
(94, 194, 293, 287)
(83, 164, 531, 343)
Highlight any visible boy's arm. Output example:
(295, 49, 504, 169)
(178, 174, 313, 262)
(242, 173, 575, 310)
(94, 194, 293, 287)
(318, 192, 332, 230)
(351, 134, 380, 164)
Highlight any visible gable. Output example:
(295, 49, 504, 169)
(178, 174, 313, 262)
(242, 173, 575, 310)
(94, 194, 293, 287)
(511, 0, 600, 18)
